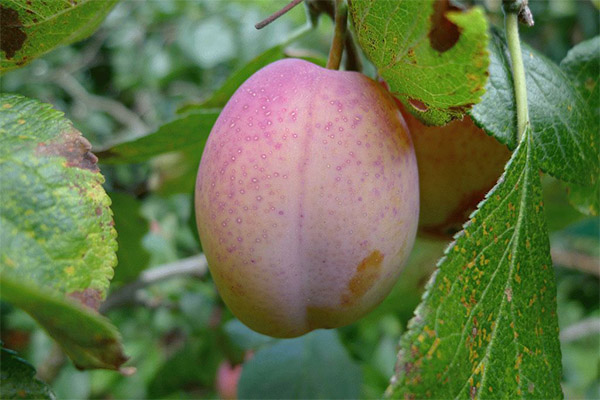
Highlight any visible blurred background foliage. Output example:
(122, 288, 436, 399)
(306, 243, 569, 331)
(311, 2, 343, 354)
(1, 0, 598, 399)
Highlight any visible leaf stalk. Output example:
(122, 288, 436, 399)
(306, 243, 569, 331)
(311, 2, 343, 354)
(504, 10, 529, 141)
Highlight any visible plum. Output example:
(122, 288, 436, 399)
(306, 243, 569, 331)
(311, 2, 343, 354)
(195, 59, 419, 338)
(216, 360, 242, 400)
(399, 106, 511, 236)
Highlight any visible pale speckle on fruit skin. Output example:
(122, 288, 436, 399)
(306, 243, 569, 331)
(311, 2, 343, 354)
(195, 59, 419, 338)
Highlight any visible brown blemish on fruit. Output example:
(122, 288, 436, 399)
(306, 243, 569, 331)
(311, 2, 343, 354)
(305, 251, 384, 330)
(36, 127, 99, 172)
(0, 6, 27, 59)
(341, 250, 384, 305)
(428, 0, 462, 53)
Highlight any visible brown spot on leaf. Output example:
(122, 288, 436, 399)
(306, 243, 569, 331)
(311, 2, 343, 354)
(428, 0, 462, 53)
(408, 98, 429, 112)
(448, 103, 475, 114)
(69, 288, 102, 310)
(0, 5, 27, 59)
(341, 250, 384, 305)
(36, 127, 99, 172)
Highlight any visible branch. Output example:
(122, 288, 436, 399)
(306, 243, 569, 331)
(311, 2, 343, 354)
(560, 316, 600, 343)
(52, 70, 149, 135)
(100, 254, 208, 313)
(551, 247, 600, 277)
(255, 0, 304, 29)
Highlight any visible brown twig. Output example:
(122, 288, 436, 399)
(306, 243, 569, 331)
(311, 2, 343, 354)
(551, 247, 600, 277)
(560, 316, 600, 343)
(100, 254, 208, 313)
(326, 0, 347, 70)
(52, 70, 149, 135)
(255, 0, 305, 29)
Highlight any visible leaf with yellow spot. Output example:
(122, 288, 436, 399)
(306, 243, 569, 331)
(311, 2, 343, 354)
(386, 127, 562, 399)
(0, 94, 125, 371)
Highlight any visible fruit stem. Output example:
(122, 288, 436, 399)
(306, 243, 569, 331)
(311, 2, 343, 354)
(255, 0, 305, 30)
(326, 0, 348, 70)
(504, 2, 530, 141)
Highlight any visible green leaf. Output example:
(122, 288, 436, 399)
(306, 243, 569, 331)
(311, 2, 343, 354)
(147, 330, 221, 398)
(387, 128, 562, 399)
(97, 110, 219, 164)
(470, 30, 599, 187)
(110, 192, 150, 284)
(349, 0, 489, 125)
(238, 330, 362, 399)
(560, 36, 600, 113)
(1, 275, 127, 371)
(0, 93, 126, 370)
(560, 37, 600, 216)
(0, 93, 117, 302)
(0, 0, 119, 73)
(223, 319, 275, 351)
(566, 182, 599, 216)
(0, 347, 56, 400)
(469, 31, 518, 149)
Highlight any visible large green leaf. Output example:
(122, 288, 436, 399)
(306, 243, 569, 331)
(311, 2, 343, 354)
(1, 93, 117, 301)
(1, 276, 127, 371)
(387, 127, 562, 399)
(0, 0, 119, 73)
(0, 93, 126, 370)
(97, 110, 219, 164)
(470, 30, 599, 187)
(238, 330, 362, 399)
(0, 346, 55, 400)
(349, 0, 489, 125)
(559, 37, 600, 216)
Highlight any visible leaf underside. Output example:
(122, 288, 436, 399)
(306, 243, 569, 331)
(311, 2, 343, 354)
(0, 0, 118, 73)
(349, 0, 490, 125)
